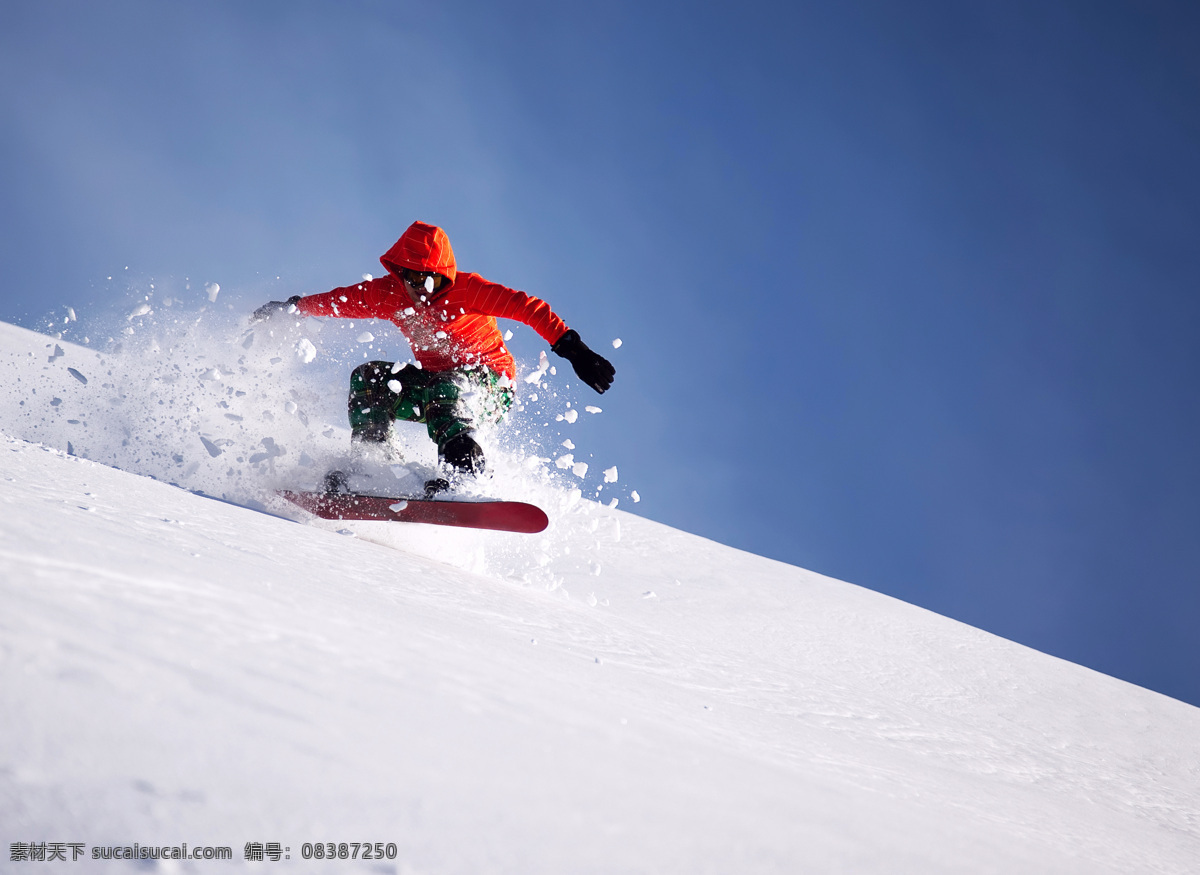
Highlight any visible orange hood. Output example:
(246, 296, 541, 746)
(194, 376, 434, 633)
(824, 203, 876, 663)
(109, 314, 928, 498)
(380, 221, 458, 284)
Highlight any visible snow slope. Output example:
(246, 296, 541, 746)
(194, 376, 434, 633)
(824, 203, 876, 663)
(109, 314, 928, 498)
(2, 319, 1199, 873)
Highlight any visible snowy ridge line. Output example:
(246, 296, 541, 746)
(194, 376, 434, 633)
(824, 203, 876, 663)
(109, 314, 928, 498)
(3, 328, 1200, 871)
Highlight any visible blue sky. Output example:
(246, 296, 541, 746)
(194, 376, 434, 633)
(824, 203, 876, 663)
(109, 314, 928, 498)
(3, 1, 1199, 707)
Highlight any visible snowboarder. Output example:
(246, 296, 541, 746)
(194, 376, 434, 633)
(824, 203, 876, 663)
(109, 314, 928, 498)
(251, 220, 615, 481)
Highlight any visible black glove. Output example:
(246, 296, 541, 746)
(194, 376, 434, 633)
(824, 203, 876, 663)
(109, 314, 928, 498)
(250, 295, 302, 324)
(552, 329, 615, 394)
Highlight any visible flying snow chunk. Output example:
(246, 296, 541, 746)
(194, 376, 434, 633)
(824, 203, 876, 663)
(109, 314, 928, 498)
(389, 500, 409, 512)
(199, 436, 222, 458)
(572, 461, 588, 478)
(612, 338, 622, 348)
(564, 408, 579, 424)
(284, 401, 298, 415)
(603, 466, 618, 483)
(555, 454, 575, 469)
(387, 379, 402, 394)
(504, 330, 514, 341)
(295, 338, 317, 363)
(562, 439, 575, 450)
(585, 406, 602, 414)
(66, 307, 76, 322)
(198, 367, 222, 381)
(205, 282, 220, 302)
(362, 273, 374, 281)
(631, 490, 641, 503)
(357, 332, 375, 343)
(525, 350, 550, 384)
(67, 367, 88, 385)
(127, 303, 151, 320)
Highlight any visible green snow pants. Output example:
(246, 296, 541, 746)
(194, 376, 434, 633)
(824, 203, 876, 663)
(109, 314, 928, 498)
(347, 361, 514, 453)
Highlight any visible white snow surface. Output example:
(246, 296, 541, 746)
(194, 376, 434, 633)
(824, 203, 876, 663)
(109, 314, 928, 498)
(2, 319, 1199, 872)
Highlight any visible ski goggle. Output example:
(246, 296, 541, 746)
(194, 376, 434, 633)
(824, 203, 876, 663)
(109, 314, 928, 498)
(401, 269, 448, 295)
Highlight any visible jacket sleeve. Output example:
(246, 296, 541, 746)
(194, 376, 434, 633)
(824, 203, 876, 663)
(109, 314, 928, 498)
(295, 277, 399, 319)
(455, 273, 569, 346)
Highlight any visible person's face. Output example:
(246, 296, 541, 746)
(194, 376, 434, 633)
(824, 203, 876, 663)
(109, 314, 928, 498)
(400, 269, 447, 305)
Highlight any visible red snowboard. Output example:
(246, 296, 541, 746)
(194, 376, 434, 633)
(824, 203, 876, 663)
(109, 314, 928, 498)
(279, 490, 549, 534)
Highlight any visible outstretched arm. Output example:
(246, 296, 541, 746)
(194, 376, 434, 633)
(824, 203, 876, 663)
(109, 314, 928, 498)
(456, 274, 616, 394)
(251, 277, 398, 324)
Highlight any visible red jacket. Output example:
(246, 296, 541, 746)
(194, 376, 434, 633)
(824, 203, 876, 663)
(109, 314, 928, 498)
(296, 222, 569, 379)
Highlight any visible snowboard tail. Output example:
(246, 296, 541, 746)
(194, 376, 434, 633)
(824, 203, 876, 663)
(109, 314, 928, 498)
(279, 490, 549, 534)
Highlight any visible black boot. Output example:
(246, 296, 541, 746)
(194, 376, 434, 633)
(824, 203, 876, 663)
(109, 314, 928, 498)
(423, 477, 450, 498)
(441, 433, 486, 475)
(323, 470, 350, 494)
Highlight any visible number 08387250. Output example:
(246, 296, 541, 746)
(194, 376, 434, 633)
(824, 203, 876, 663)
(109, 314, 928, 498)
(300, 843, 397, 860)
